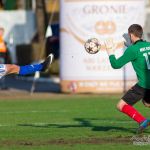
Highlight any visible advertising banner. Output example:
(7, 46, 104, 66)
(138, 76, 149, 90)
(60, 0, 145, 93)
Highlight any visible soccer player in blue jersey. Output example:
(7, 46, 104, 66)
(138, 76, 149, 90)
(0, 54, 53, 79)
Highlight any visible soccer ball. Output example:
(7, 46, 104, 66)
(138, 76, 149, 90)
(84, 38, 101, 54)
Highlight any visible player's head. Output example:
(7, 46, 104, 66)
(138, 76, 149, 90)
(128, 24, 143, 43)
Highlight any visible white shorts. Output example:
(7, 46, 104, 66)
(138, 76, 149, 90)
(0, 64, 7, 79)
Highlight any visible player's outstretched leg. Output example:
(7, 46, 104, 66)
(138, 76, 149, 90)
(18, 53, 53, 75)
(2, 53, 54, 78)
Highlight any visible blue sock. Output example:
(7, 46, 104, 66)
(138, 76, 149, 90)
(19, 64, 43, 75)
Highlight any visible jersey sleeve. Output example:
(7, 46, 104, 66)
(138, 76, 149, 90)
(109, 46, 138, 69)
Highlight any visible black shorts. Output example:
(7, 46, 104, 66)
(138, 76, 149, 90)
(122, 84, 150, 105)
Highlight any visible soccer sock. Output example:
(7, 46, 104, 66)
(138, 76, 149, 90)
(121, 104, 146, 124)
(19, 64, 43, 75)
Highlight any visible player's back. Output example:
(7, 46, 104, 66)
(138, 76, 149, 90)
(131, 40, 150, 89)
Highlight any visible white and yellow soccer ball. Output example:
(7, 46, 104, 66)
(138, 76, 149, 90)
(84, 38, 101, 54)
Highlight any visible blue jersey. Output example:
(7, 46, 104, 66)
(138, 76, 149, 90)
(0, 64, 6, 79)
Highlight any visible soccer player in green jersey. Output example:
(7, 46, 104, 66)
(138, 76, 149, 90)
(105, 24, 150, 134)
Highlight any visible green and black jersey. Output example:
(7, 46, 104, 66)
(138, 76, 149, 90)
(109, 40, 150, 89)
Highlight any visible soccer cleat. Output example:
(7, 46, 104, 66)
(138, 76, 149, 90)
(136, 119, 150, 134)
(41, 53, 54, 72)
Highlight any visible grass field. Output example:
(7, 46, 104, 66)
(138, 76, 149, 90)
(0, 93, 150, 149)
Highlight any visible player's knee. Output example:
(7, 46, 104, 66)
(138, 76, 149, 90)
(116, 103, 122, 111)
(7, 64, 15, 72)
(116, 100, 127, 111)
(6, 64, 19, 74)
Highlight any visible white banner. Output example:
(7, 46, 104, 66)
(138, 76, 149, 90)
(60, 0, 146, 93)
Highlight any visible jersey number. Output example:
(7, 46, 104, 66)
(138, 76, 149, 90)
(143, 52, 150, 70)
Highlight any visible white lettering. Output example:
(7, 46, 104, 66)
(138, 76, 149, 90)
(83, 5, 126, 15)
(140, 47, 150, 52)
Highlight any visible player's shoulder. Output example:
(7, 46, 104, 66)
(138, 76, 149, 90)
(143, 41, 150, 46)
(126, 44, 136, 52)
(135, 40, 150, 46)
(125, 40, 150, 52)
(124, 44, 139, 56)
(129, 40, 149, 49)
(136, 41, 150, 50)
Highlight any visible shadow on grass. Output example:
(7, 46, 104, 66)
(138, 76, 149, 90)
(18, 118, 137, 134)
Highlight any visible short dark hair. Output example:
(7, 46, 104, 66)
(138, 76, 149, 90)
(128, 24, 143, 38)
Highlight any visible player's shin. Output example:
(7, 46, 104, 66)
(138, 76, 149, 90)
(18, 64, 43, 75)
(121, 104, 146, 124)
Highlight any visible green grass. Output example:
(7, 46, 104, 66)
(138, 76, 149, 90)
(0, 94, 150, 149)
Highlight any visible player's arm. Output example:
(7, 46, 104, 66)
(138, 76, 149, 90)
(105, 39, 137, 69)
(109, 48, 137, 69)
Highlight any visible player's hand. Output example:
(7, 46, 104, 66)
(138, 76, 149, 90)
(104, 38, 117, 55)
(122, 33, 132, 47)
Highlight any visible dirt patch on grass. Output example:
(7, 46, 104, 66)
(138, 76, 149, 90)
(0, 136, 132, 147)
(46, 137, 132, 145)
